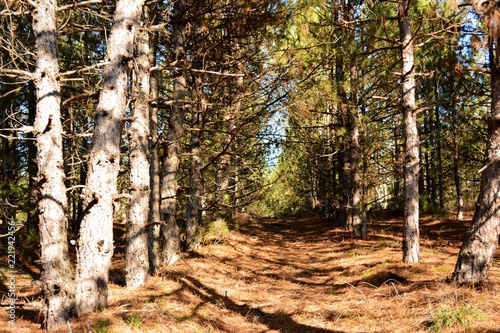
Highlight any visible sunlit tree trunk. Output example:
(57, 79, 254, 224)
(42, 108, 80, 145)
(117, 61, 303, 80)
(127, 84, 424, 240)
(126, 14, 151, 288)
(399, 0, 420, 263)
(32, 0, 75, 328)
(75, 0, 145, 314)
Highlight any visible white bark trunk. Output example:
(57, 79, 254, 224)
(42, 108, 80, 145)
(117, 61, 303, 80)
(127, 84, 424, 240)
(126, 18, 150, 288)
(32, 0, 75, 329)
(75, 0, 145, 314)
(399, 0, 420, 263)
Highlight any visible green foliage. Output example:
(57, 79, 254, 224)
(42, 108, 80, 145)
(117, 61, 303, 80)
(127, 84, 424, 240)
(123, 313, 142, 329)
(429, 304, 486, 331)
(92, 320, 111, 333)
(250, 155, 308, 217)
(200, 218, 231, 244)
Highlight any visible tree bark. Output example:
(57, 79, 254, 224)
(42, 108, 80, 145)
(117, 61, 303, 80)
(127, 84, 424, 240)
(126, 14, 151, 288)
(452, 38, 500, 284)
(186, 106, 204, 248)
(393, 119, 403, 208)
(451, 100, 464, 221)
(32, 0, 75, 329)
(148, 31, 161, 273)
(27, 81, 39, 234)
(346, 36, 363, 238)
(399, 0, 420, 263)
(75, 0, 145, 315)
(160, 0, 186, 265)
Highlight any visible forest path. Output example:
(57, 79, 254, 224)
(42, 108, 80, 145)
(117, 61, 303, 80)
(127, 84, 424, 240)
(156, 213, 498, 333)
(2, 213, 499, 332)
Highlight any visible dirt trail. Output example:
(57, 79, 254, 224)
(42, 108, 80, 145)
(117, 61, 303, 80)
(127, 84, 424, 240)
(2, 213, 500, 332)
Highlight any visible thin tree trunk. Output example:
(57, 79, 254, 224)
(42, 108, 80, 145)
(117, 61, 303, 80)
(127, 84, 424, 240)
(393, 119, 402, 208)
(346, 45, 362, 238)
(186, 103, 204, 248)
(423, 115, 432, 210)
(435, 105, 444, 211)
(399, 0, 420, 263)
(215, 74, 243, 219)
(335, 55, 348, 228)
(32, 0, 75, 328)
(27, 81, 38, 233)
(75, 0, 145, 314)
(126, 15, 151, 288)
(1, 105, 16, 249)
(160, 0, 186, 265)
(451, 101, 464, 220)
(452, 34, 500, 284)
(148, 30, 161, 273)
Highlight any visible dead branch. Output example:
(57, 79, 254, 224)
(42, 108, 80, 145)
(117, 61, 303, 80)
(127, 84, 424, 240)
(57, 0, 103, 12)
(150, 66, 245, 77)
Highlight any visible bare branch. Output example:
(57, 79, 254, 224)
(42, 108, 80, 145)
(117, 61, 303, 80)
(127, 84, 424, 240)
(58, 61, 110, 77)
(469, 66, 491, 74)
(57, 0, 103, 12)
(0, 68, 34, 80)
(150, 66, 245, 77)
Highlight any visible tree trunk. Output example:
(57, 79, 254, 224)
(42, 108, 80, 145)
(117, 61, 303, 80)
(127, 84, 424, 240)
(160, 0, 186, 265)
(1, 103, 16, 250)
(435, 105, 444, 212)
(27, 81, 39, 234)
(148, 30, 161, 273)
(32, 0, 75, 328)
(399, 0, 420, 264)
(186, 104, 204, 248)
(75, 0, 145, 315)
(346, 44, 363, 238)
(126, 15, 151, 288)
(452, 40, 500, 284)
(451, 101, 464, 221)
(393, 119, 403, 208)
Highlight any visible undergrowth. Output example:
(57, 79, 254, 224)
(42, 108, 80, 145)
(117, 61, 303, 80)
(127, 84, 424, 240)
(428, 303, 486, 331)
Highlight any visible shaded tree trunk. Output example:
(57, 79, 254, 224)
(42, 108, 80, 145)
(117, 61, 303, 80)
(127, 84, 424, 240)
(27, 81, 38, 233)
(1, 103, 16, 250)
(346, 41, 363, 238)
(399, 0, 420, 263)
(32, 0, 75, 328)
(126, 15, 151, 288)
(75, 0, 145, 314)
(452, 33, 500, 284)
(186, 99, 205, 248)
(435, 105, 444, 211)
(160, 0, 186, 265)
(148, 30, 161, 273)
(393, 119, 403, 208)
(451, 101, 464, 221)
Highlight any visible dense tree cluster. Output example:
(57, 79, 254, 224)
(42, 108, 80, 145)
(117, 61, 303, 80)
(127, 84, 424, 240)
(0, 0, 499, 330)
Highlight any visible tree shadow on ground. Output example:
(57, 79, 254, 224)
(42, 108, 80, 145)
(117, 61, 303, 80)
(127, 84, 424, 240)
(169, 271, 345, 333)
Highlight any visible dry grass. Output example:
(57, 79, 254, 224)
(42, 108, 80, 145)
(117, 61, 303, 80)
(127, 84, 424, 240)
(1, 212, 500, 332)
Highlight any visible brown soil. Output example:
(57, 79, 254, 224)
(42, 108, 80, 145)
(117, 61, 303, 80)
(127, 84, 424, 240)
(1, 213, 500, 332)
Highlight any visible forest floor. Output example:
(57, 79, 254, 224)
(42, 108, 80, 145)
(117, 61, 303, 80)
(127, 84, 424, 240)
(1, 212, 500, 333)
